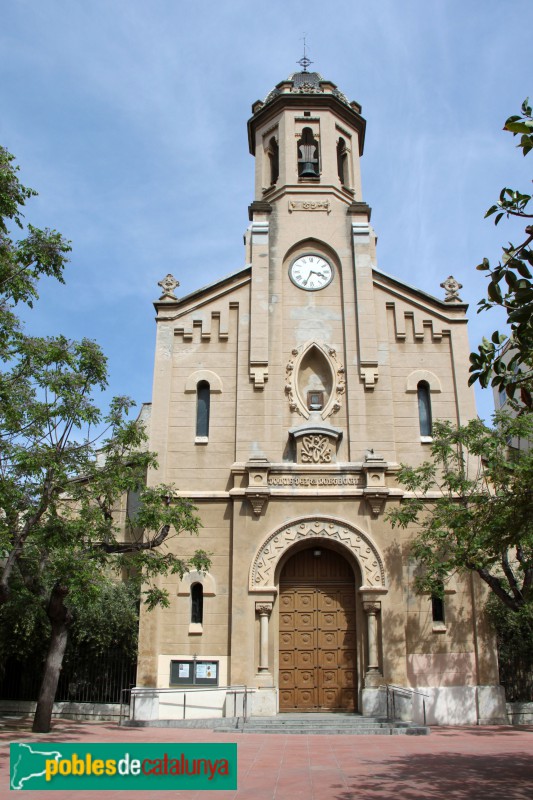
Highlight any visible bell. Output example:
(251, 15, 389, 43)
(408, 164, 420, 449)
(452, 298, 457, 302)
(300, 162, 319, 177)
(298, 144, 319, 177)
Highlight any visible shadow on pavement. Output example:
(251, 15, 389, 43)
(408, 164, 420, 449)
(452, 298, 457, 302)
(334, 751, 533, 800)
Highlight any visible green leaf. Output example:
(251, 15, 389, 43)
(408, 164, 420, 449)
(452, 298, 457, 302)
(487, 281, 503, 303)
(516, 260, 532, 279)
(505, 121, 532, 134)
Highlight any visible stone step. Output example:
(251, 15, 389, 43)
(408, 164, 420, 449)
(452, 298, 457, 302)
(216, 724, 429, 735)
(246, 717, 388, 728)
(215, 714, 430, 736)
(124, 714, 430, 736)
(223, 726, 396, 735)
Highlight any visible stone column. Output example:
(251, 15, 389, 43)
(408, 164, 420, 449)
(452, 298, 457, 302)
(256, 602, 273, 674)
(363, 601, 382, 687)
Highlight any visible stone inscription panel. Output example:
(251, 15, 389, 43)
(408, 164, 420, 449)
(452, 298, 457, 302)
(267, 474, 362, 487)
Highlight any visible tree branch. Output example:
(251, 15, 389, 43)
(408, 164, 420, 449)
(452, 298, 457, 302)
(0, 469, 57, 604)
(501, 551, 523, 602)
(475, 566, 522, 611)
(89, 524, 170, 555)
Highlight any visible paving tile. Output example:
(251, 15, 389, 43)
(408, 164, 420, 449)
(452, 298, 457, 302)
(2, 719, 533, 800)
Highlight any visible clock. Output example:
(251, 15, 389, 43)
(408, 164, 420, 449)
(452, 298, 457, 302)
(289, 254, 333, 291)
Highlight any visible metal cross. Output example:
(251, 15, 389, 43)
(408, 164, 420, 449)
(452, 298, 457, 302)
(297, 35, 313, 72)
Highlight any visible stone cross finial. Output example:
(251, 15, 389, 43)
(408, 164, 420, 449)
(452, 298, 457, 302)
(440, 275, 463, 303)
(158, 273, 179, 301)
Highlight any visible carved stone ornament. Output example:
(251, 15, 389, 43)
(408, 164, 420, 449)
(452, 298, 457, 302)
(158, 273, 180, 301)
(250, 364, 268, 389)
(440, 275, 463, 303)
(285, 342, 346, 420)
(292, 82, 324, 95)
(363, 601, 381, 614)
(363, 489, 390, 517)
(245, 490, 270, 517)
(255, 602, 273, 617)
(249, 517, 387, 592)
(288, 200, 331, 213)
(301, 434, 332, 464)
(362, 450, 390, 515)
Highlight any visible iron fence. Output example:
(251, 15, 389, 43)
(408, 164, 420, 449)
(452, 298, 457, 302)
(0, 650, 136, 705)
(499, 656, 533, 703)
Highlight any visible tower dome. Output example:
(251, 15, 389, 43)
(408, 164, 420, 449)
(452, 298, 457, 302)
(263, 71, 353, 109)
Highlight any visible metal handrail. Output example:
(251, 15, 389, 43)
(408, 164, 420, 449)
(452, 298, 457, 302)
(379, 684, 430, 725)
(118, 687, 132, 727)
(130, 684, 249, 694)
(119, 684, 252, 725)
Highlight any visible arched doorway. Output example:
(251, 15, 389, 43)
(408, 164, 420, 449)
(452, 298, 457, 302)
(278, 546, 357, 712)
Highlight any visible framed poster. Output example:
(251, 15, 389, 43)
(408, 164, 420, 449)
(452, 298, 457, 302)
(194, 662, 218, 684)
(170, 660, 219, 686)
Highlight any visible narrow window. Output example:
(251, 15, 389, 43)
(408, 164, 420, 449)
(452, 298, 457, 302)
(268, 137, 279, 185)
(417, 381, 432, 437)
(337, 137, 347, 184)
(191, 583, 203, 624)
(431, 594, 445, 624)
(196, 381, 210, 438)
(126, 488, 141, 528)
(307, 390, 324, 410)
(297, 127, 319, 178)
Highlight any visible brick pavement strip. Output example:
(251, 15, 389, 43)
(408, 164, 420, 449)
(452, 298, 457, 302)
(0, 719, 532, 800)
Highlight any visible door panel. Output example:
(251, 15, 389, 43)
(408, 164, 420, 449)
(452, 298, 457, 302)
(279, 548, 357, 712)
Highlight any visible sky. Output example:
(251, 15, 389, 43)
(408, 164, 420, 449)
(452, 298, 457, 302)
(1, 0, 531, 425)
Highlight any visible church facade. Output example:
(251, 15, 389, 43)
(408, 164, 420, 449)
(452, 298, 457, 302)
(135, 70, 506, 725)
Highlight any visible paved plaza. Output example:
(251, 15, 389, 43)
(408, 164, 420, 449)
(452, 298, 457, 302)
(1, 718, 532, 799)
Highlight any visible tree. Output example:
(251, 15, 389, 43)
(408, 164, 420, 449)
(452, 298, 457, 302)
(485, 596, 533, 701)
(387, 414, 533, 612)
(27, 408, 208, 734)
(469, 99, 533, 406)
(0, 146, 71, 357)
(0, 147, 209, 733)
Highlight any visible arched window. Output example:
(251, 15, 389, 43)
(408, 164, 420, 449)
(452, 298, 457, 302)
(191, 583, 203, 624)
(196, 381, 210, 438)
(337, 137, 347, 184)
(297, 127, 319, 178)
(268, 137, 279, 185)
(431, 591, 445, 624)
(417, 381, 432, 437)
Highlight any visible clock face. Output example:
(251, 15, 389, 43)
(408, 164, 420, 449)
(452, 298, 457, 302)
(289, 254, 333, 291)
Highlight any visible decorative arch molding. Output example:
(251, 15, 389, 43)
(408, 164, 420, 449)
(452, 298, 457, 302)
(285, 340, 346, 419)
(184, 370, 223, 393)
(178, 570, 217, 596)
(249, 516, 387, 593)
(283, 237, 341, 269)
(405, 370, 442, 393)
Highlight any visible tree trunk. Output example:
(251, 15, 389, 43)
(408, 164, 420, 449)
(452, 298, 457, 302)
(32, 584, 72, 733)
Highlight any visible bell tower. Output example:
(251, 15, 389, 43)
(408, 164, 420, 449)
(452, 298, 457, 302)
(243, 67, 380, 461)
(247, 70, 368, 209)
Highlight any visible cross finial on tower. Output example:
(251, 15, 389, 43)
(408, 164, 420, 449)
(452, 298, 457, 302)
(297, 35, 313, 72)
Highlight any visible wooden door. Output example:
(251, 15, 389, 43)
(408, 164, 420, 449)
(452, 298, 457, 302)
(279, 548, 356, 712)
